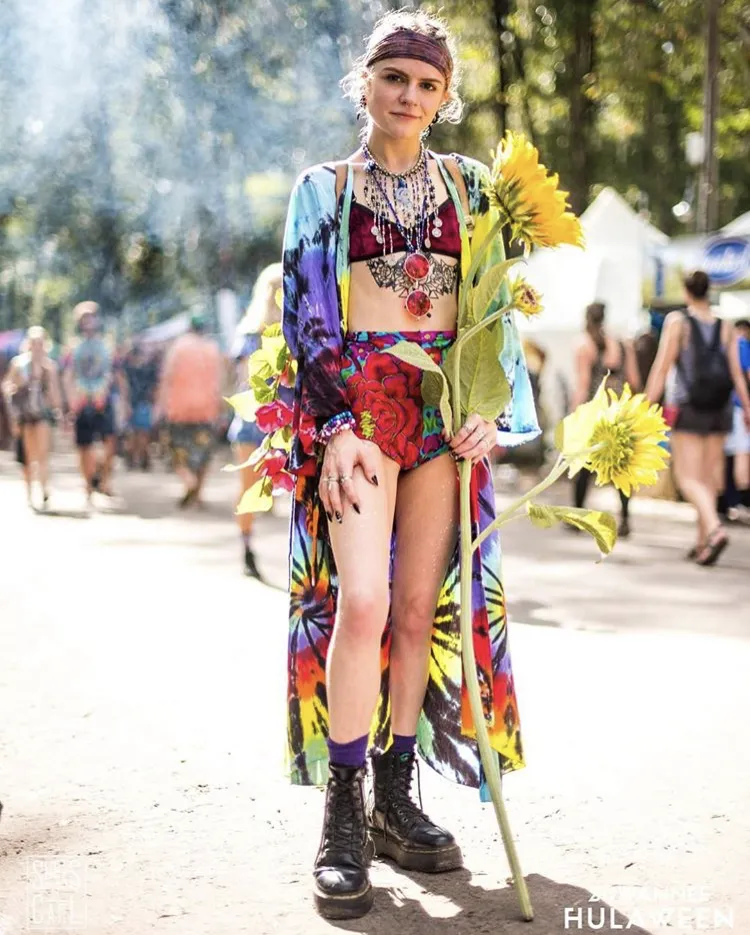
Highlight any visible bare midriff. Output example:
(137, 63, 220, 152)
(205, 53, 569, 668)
(346, 160, 460, 334)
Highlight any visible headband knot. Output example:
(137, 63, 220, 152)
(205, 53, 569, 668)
(366, 29, 452, 81)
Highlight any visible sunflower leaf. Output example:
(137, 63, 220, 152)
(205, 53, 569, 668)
(471, 258, 522, 324)
(383, 341, 453, 432)
(526, 502, 617, 557)
(444, 324, 510, 423)
(237, 477, 274, 514)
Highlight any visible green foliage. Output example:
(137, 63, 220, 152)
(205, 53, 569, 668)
(2, 0, 749, 335)
(526, 501, 617, 556)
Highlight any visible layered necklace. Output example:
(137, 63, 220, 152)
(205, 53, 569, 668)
(362, 142, 443, 319)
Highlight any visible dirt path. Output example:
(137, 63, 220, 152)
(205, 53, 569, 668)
(0, 449, 748, 934)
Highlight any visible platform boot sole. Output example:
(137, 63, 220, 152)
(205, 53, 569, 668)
(313, 881, 374, 920)
(370, 828, 463, 873)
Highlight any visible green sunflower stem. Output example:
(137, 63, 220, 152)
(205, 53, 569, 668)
(463, 216, 505, 295)
(472, 455, 569, 553)
(459, 459, 533, 922)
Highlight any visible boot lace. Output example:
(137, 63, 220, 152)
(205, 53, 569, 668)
(386, 754, 430, 834)
(324, 772, 367, 858)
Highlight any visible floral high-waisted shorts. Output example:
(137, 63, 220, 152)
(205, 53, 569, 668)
(340, 330, 455, 471)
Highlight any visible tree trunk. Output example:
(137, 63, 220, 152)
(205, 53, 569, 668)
(490, 0, 512, 138)
(565, 0, 598, 215)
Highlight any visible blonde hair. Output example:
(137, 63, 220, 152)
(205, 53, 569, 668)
(21, 325, 52, 354)
(239, 263, 283, 334)
(341, 9, 464, 127)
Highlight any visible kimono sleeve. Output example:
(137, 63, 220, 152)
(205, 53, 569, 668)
(472, 162, 541, 448)
(281, 169, 352, 467)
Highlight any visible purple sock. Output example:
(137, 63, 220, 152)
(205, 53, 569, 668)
(328, 734, 369, 769)
(392, 734, 417, 756)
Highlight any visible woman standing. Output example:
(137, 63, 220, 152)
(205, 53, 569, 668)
(2, 326, 62, 507)
(646, 271, 750, 565)
(228, 263, 282, 577)
(281, 10, 538, 920)
(572, 302, 640, 536)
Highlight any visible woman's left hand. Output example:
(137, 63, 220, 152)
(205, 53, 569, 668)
(446, 414, 496, 464)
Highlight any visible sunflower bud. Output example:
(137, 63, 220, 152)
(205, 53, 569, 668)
(511, 279, 543, 319)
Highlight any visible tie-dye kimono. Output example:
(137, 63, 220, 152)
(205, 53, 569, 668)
(282, 152, 539, 796)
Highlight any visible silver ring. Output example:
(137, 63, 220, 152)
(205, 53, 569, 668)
(338, 475, 352, 483)
(325, 478, 339, 486)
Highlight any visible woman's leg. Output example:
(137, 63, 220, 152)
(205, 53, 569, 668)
(34, 421, 51, 498)
(733, 429, 750, 507)
(574, 467, 591, 509)
(389, 452, 458, 737)
(367, 450, 463, 874)
(705, 433, 727, 502)
(671, 432, 721, 547)
(312, 450, 399, 920)
(325, 451, 400, 745)
(22, 423, 41, 493)
(234, 443, 261, 575)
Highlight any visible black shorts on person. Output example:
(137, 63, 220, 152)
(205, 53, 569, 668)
(673, 403, 732, 436)
(75, 404, 114, 448)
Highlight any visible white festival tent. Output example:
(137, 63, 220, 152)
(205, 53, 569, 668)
(513, 187, 669, 419)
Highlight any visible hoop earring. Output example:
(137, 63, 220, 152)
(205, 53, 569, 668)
(423, 112, 441, 139)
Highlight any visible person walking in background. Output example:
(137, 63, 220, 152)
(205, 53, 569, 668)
(156, 313, 223, 508)
(228, 263, 282, 578)
(572, 301, 640, 537)
(63, 302, 119, 502)
(724, 318, 750, 522)
(646, 271, 750, 565)
(2, 326, 62, 508)
(122, 338, 158, 471)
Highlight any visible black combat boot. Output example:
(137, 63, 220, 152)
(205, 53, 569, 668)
(368, 749, 463, 872)
(313, 764, 374, 919)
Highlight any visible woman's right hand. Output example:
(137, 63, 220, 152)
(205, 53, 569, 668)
(319, 429, 380, 522)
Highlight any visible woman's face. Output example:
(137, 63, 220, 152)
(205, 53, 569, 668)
(365, 58, 448, 141)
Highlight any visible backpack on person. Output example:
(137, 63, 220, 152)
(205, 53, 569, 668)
(679, 314, 734, 411)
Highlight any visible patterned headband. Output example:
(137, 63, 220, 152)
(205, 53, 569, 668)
(365, 30, 453, 82)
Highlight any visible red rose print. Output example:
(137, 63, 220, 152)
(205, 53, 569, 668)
(346, 351, 424, 466)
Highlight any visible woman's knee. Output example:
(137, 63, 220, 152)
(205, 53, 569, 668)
(337, 586, 390, 642)
(392, 592, 438, 643)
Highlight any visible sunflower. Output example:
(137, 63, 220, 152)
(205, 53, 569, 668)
(557, 379, 670, 496)
(510, 278, 544, 318)
(487, 131, 584, 251)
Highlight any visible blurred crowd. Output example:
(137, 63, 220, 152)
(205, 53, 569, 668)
(2, 265, 749, 575)
(0, 263, 284, 580)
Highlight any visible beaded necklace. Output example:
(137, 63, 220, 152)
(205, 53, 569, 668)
(362, 143, 444, 319)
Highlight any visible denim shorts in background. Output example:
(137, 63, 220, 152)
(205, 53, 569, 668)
(227, 413, 265, 447)
(129, 401, 153, 432)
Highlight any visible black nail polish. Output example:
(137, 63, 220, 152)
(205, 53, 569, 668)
(335, 511, 342, 523)
(326, 511, 333, 522)
(353, 504, 361, 514)
(371, 475, 379, 487)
